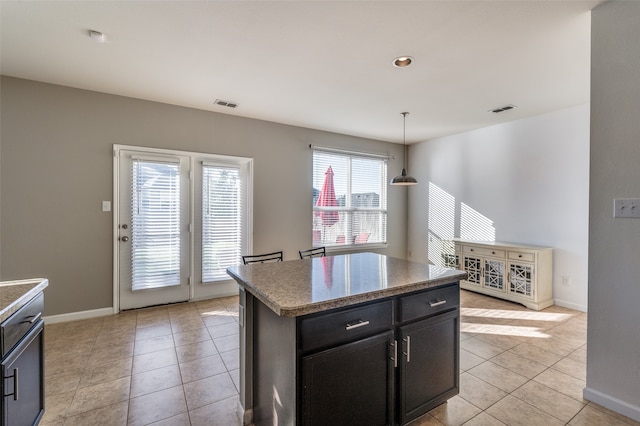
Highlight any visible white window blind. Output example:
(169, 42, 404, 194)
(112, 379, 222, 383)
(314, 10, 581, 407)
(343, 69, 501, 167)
(312, 149, 387, 247)
(131, 159, 181, 291)
(202, 163, 242, 282)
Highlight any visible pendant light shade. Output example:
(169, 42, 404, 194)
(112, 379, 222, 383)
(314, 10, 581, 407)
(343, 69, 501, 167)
(390, 112, 418, 186)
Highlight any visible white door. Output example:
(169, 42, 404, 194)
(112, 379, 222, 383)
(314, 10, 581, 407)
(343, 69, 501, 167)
(117, 149, 191, 310)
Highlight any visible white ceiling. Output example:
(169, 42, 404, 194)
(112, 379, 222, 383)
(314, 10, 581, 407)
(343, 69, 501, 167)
(0, 0, 603, 143)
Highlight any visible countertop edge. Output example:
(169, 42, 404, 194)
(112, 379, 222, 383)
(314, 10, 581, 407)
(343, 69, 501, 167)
(0, 278, 49, 324)
(230, 270, 465, 318)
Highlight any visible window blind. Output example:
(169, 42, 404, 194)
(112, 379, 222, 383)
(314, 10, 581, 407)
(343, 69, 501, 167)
(312, 149, 387, 247)
(202, 163, 242, 282)
(131, 159, 181, 291)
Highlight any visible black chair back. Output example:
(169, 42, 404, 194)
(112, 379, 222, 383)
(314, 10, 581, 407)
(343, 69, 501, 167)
(299, 247, 326, 259)
(242, 251, 283, 265)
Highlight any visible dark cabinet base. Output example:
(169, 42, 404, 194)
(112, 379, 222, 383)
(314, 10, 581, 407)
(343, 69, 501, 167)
(398, 310, 459, 424)
(302, 331, 394, 425)
(1, 320, 45, 426)
(243, 283, 460, 426)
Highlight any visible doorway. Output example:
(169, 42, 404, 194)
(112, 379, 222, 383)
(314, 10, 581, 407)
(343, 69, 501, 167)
(114, 145, 252, 311)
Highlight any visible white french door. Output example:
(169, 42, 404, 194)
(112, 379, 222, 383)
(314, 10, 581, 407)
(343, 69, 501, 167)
(117, 149, 191, 310)
(114, 145, 253, 311)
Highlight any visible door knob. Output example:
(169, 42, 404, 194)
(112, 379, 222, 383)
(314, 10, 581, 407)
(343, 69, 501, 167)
(120, 236, 129, 242)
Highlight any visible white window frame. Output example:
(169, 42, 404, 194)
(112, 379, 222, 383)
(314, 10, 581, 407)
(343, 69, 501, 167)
(311, 145, 388, 251)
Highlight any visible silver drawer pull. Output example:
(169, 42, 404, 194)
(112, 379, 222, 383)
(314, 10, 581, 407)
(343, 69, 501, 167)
(28, 312, 42, 324)
(429, 299, 447, 307)
(403, 336, 411, 363)
(391, 340, 398, 368)
(345, 320, 370, 330)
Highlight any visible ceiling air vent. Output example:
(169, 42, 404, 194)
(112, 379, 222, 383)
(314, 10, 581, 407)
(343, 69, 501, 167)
(489, 104, 516, 114)
(214, 99, 239, 109)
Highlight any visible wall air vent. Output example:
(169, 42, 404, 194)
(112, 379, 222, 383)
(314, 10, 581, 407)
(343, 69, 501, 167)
(489, 104, 516, 114)
(214, 99, 239, 109)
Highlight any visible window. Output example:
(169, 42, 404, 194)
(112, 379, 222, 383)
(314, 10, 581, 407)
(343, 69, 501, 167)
(131, 158, 181, 290)
(312, 148, 387, 247)
(202, 163, 243, 282)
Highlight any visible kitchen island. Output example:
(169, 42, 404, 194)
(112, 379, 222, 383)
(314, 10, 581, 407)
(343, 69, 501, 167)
(227, 253, 466, 425)
(0, 278, 48, 426)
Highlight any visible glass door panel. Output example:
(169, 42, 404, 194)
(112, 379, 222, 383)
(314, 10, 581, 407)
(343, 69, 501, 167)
(118, 150, 190, 310)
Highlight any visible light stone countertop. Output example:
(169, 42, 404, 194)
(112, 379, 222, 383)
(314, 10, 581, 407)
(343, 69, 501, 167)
(0, 278, 48, 323)
(227, 252, 467, 317)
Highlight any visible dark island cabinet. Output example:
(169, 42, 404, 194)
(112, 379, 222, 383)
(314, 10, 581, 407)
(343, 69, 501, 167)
(246, 282, 460, 425)
(302, 331, 395, 425)
(398, 310, 459, 424)
(1, 292, 45, 426)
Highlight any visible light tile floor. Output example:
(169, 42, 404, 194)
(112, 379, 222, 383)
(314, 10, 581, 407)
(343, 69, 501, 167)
(39, 291, 640, 426)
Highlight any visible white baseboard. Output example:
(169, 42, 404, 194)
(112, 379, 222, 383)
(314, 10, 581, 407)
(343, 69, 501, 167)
(43, 307, 115, 324)
(584, 386, 640, 422)
(191, 289, 239, 302)
(43, 292, 240, 324)
(554, 298, 587, 312)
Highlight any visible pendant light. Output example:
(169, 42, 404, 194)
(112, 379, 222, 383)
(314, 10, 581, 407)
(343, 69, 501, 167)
(390, 112, 418, 186)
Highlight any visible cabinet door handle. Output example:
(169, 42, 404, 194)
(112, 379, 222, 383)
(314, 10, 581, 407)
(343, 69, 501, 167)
(403, 336, 411, 363)
(345, 320, 370, 330)
(390, 340, 398, 368)
(429, 299, 447, 307)
(4, 368, 18, 401)
(28, 312, 42, 324)
(14, 368, 18, 401)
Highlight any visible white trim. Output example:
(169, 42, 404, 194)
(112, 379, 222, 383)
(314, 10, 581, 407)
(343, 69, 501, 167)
(115, 144, 252, 165)
(43, 307, 115, 325)
(113, 146, 120, 313)
(583, 387, 640, 422)
(191, 289, 239, 302)
(189, 155, 196, 301)
(554, 298, 587, 313)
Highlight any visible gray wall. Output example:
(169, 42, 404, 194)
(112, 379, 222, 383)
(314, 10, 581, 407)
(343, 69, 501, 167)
(586, 1, 640, 420)
(0, 76, 408, 316)
(407, 104, 590, 312)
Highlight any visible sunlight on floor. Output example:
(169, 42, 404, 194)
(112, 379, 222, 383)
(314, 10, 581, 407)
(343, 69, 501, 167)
(460, 307, 576, 338)
(199, 309, 238, 318)
(460, 322, 550, 338)
(461, 308, 574, 322)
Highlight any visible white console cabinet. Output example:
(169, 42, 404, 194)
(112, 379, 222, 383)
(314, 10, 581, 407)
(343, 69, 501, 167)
(446, 239, 553, 310)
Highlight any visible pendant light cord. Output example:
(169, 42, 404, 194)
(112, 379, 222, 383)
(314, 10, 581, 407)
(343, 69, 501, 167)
(402, 112, 409, 170)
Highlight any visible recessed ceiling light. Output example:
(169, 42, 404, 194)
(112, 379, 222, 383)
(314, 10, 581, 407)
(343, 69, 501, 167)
(88, 30, 105, 43)
(393, 56, 414, 68)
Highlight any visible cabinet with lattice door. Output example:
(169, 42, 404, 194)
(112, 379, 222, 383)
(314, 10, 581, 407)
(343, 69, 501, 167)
(450, 239, 553, 310)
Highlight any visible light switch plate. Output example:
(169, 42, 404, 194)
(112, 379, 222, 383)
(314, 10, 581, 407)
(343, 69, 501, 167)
(102, 201, 111, 212)
(613, 198, 640, 218)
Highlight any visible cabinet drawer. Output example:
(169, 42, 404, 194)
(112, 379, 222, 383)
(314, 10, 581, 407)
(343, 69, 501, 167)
(508, 251, 535, 262)
(462, 246, 505, 258)
(399, 285, 459, 323)
(1, 292, 44, 358)
(299, 300, 393, 353)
